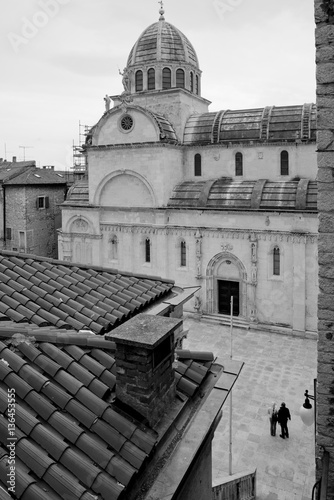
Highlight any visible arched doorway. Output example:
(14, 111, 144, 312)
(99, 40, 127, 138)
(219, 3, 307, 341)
(206, 252, 247, 317)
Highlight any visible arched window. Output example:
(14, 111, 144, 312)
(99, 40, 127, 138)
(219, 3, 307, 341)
(273, 247, 280, 276)
(135, 70, 143, 92)
(194, 154, 202, 176)
(109, 235, 118, 260)
(280, 150, 289, 176)
(147, 68, 155, 90)
(176, 69, 185, 88)
(162, 68, 171, 89)
(195, 75, 199, 95)
(145, 238, 151, 263)
(180, 241, 186, 267)
(190, 72, 194, 93)
(235, 152, 243, 176)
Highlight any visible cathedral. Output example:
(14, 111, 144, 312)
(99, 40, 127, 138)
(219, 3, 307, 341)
(58, 5, 318, 336)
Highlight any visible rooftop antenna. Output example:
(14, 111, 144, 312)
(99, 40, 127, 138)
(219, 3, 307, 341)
(19, 145, 33, 161)
(4, 143, 13, 161)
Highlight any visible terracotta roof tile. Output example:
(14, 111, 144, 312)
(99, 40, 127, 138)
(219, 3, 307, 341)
(90, 349, 116, 368)
(42, 465, 87, 498)
(54, 370, 84, 395)
(25, 392, 56, 420)
(91, 420, 126, 452)
(65, 398, 98, 428)
(93, 471, 125, 499)
(30, 424, 70, 460)
(16, 438, 56, 477)
(48, 411, 85, 443)
(75, 433, 114, 468)
(76, 387, 109, 416)
(106, 455, 136, 486)
(120, 441, 147, 469)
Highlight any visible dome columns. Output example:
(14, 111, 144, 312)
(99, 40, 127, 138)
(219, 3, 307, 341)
(128, 63, 201, 95)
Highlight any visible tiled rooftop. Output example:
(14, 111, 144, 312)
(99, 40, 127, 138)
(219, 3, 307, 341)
(3, 167, 67, 185)
(0, 326, 217, 500)
(0, 251, 174, 334)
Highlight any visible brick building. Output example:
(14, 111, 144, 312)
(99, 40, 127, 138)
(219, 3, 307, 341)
(315, 0, 334, 497)
(3, 165, 67, 258)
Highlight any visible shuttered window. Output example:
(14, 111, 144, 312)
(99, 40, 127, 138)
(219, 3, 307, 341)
(36, 196, 49, 209)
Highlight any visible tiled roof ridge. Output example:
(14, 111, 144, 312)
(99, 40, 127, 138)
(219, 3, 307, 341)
(0, 249, 175, 283)
(0, 329, 117, 349)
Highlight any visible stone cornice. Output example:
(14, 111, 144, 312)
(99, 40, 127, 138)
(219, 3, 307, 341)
(59, 231, 102, 240)
(183, 139, 316, 149)
(88, 142, 182, 152)
(99, 223, 317, 244)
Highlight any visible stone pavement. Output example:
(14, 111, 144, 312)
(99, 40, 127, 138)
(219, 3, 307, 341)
(183, 315, 317, 500)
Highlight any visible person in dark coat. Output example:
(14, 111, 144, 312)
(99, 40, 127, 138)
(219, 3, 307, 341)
(278, 402, 291, 439)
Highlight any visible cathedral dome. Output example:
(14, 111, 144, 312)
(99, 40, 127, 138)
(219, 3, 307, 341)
(124, 7, 202, 96)
(127, 21, 199, 69)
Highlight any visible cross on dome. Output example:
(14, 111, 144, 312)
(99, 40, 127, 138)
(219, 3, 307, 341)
(158, 0, 165, 20)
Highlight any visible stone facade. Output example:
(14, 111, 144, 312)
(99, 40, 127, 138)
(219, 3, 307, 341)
(5, 181, 66, 258)
(315, 0, 334, 496)
(59, 14, 318, 336)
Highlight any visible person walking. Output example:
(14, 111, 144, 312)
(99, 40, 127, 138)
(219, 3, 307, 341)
(268, 402, 278, 436)
(278, 402, 291, 439)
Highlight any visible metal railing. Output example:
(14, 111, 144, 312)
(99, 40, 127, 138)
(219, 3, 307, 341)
(212, 469, 256, 500)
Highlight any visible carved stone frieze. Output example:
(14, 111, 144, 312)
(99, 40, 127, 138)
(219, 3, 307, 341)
(61, 232, 102, 240)
(99, 223, 317, 244)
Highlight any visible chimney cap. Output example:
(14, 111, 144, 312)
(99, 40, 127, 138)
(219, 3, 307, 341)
(107, 313, 182, 349)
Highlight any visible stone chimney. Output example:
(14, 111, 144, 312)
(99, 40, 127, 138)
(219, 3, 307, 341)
(107, 314, 182, 427)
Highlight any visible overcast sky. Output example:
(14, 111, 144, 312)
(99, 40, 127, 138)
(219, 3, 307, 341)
(1, 0, 316, 169)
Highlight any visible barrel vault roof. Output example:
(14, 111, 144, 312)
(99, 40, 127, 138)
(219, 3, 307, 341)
(183, 104, 316, 144)
(168, 178, 317, 211)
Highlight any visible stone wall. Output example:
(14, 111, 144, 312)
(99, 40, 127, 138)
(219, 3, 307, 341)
(5, 185, 65, 258)
(315, 0, 334, 496)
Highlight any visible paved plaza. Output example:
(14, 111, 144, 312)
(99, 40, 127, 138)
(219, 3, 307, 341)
(183, 316, 317, 500)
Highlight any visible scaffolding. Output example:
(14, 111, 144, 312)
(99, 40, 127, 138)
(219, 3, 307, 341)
(72, 121, 91, 175)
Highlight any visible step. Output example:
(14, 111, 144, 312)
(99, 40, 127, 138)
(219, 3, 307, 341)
(200, 313, 250, 330)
